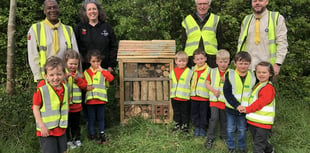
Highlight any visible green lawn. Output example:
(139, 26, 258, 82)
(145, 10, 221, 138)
(0, 85, 309, 153)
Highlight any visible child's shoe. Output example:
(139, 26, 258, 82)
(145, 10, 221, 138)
(75, 140, 82, 147)
(199, 128, 206, 136)
(181, 124, 189, 133)
(204, 138, 214, 150)
(194, 128, 200, 136)
(98, 132, 107, 144)
(67, 141, 77, 149)
(88, 135, 96, 140)
(172, 123, 181, 132)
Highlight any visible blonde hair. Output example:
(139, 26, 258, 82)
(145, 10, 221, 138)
(216, 49, 230, 60)
(175, 51, 188, 61)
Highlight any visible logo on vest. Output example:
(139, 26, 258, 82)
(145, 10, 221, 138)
(101, 30, 109, 36)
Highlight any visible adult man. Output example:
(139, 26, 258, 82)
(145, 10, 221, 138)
(237, 0, 288, 75)
(181, 0, 223, 68)
(27, 0, 79, 82)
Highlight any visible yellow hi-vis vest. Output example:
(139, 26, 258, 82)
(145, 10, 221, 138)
(84, 70, 108, 102)
(246, 81, 275, 125)
(190, 67, 210, 98)
(237, 11, 279, 64)
(67, 70, 82, 104)
(37, 83, 69, 131)
(170, 68, 193, 100)
(209, 68, 229, 103)
(226, 69, 256, 109)
(182, 13, 219, 56)
(31, 21, 73, 78)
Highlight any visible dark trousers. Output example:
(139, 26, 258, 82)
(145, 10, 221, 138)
(39, 134, 67, 153)
(67, 111, 81, 141)
(191, 100, 210, 129)
(248, 124, 273, 153)
(207, 106, 227, 140)
(187, 54, 217, 68)
(171, 99, 191, 125)
(87, 104, 105, 136)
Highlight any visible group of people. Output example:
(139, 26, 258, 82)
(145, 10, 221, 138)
(170, 0, 287, 153)
(27, 0, 288, 153)
(28, 0, 117, 153)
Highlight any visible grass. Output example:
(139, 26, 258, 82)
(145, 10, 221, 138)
(0, 82, 310, 153)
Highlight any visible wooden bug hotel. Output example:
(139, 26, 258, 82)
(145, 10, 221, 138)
(117, 40, 176, 123)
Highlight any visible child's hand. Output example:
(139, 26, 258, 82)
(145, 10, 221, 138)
(72, 73, 78, 80)
(96, 66, 103, 72)
(39, 124, 49, 137)
(213, 90, 220, 97)
(86, 85, 95, 91)
(220, 76, 225, 83)
(237, 105, 246, 113)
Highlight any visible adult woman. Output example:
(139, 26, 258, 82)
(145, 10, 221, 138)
(75, 0, 118, 72)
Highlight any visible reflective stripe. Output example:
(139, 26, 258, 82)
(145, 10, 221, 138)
(32, 21, 73, 78)
(190, 67, 210, 98)
(170, 68, 193, 100)
(84, 70, 108, 102)
(225, 69, 255, 109)
(237, 11, 279, 64)
(246, 82, 275, 124)
(37, 83, 69, 130)
(182, 14, 219, 56)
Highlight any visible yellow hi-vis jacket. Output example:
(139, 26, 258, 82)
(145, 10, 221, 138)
(31, 21, 73, 78)
(246, 81, 275, 125)
(67, 70, 82, 104)
(37, 83, 69, 131)
(225, 69, 256, 109)
(84, 70, 108, 103)
(237, 11, 279, 64)
(182, 13, 220, 56)
(170, 68, 193, 100)
(209, 68, 229, 103)
(190, 67, 210, 98)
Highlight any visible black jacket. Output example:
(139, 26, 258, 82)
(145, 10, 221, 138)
(75, 21, 118, 70)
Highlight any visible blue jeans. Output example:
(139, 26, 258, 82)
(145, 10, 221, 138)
(226, 111, 247, 150)
(87, 104, 105, 136)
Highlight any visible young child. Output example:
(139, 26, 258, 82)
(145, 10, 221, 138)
(238, 61, 276, 153)
(169, 51, 193, 133)
(205, 49, 230, 149)
(223, 51, 256, 153)
(84, 49, 114, 144)
(32, 56, 69, 153)
(190, 49, 211, 137)
(63, 50, 90, 149)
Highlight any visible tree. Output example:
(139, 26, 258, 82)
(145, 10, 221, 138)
(6, 0, 16, 94)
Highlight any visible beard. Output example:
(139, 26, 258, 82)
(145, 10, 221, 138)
(253, 6, 266, 14)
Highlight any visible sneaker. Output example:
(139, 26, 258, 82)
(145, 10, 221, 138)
(194, 128, 200, 136)
(98, 132, 107, 144)
(67, 141, 77, 149)
(75, 140, 82, 147)
(180, 124, 189, 133)
(199, 129, 206, 136)
(88, 135, 96, 140)
(228, 148, 236, 153)
(172, 124, 181, 132)
(205, 138, 214, 150)
(239, 149, 246, 153)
